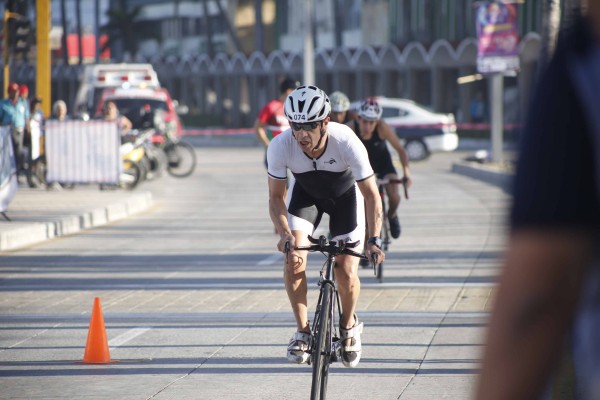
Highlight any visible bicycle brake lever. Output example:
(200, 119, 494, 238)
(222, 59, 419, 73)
(371, 253, 378, 276)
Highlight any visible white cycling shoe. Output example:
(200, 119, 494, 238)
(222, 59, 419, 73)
(340, 316, 364, 368)
(287, 331, 312, 364)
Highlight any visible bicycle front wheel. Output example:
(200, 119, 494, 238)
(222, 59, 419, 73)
(165, 141, 197, 178)
(311, 284, 333, 400)
(121, 161, 142, 190)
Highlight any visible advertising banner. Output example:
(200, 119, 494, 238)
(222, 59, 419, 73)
(476, 1, 520, 74)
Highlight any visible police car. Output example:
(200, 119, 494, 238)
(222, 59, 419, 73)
(351, 97, 459, 161)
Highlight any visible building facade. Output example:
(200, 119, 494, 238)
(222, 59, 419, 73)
(7, 1, 557, 129)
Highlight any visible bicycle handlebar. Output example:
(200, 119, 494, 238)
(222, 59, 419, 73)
(377, 176, 409, 200)
(286, 235, 368, 260)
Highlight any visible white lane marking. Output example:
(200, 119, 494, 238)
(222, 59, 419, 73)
(108, 327, 151, 349)
(2, 281, 494, 290)
(257, 253, 282, 266)
(0, 311, 489, 323)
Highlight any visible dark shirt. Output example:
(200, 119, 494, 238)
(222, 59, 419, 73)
(511, 19, 600, 232)
(351, 120, 395, 177)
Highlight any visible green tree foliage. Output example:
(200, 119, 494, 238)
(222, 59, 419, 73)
(101, 0, 160, 60)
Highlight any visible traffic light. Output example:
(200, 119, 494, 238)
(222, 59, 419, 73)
(13, 18, 31, 55)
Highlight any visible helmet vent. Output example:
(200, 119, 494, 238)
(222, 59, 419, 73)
(287, 97, 295, 113)
(306, 97, 319, 115)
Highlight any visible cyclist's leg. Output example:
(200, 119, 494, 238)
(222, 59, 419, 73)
(286, 183, 322, 362)
(328, 184, 365, 367)
(285, 229, 311, 332)
(328, 184, 364, 322)
(383, 169, 401, 238)
(383, 172, 400, 218)
(335, 251, 364, 368)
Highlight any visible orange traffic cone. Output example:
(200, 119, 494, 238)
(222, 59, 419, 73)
(82, 297, 113, 363)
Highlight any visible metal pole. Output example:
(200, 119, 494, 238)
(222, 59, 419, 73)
(3, 10, 9, 97)
(490, 73, 504, 164)
(94, 0, 100, 63)
(36, 0, 51, 116)
(303, 0, 315, 85)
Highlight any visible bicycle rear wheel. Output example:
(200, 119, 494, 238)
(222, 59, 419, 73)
(311, 284, 333, 400)
(165, 141, 197, 178)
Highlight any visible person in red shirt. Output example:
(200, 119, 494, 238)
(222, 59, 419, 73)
(254, 77, 299, 167)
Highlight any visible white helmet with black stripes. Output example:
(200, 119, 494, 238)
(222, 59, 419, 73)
(284, 85, 331, 123)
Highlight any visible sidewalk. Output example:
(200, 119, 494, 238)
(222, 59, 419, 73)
(0, 184, 154, 253)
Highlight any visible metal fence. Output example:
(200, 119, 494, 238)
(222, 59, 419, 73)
(8, 36, 541, 128)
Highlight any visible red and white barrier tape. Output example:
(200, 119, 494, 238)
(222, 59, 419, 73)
(182, 123, 523, 136)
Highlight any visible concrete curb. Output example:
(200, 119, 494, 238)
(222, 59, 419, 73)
(451, 161, 513, 192)
(0, 191, 154, 253)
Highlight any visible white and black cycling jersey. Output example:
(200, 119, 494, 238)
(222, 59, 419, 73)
(267, 122, 374, 199)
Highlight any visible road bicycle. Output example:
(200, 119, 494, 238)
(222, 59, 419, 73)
(287, 235, 368, 400)
(374, 176, 409, 282)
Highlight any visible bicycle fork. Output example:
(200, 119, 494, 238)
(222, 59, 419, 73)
(312, 260, 344, 364)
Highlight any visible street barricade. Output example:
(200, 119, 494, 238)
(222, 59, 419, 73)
(45, 120, 121, 185)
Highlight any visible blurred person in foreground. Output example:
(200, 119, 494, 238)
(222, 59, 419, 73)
(476, 4, 600, 400)
(254, 77, 299, 167)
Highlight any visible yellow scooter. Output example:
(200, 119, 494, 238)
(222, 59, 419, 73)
(119, 130, 153, 190)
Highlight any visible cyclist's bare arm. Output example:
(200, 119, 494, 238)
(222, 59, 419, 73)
(378, 120, 412, 188)
(268, 177, 294, 251)
(357, 176, 385, 264)
(254, 119, 270, 147)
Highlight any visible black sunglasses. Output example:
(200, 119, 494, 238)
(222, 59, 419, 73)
(290, 121, 321, 131)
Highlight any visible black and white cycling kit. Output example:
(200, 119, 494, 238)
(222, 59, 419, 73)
(267, 122, 374, 242)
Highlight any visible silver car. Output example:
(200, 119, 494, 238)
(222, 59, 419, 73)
(351, 97, 459, 161)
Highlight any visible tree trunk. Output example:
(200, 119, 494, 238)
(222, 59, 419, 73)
(76, 0, 83, 65)
(255, 0, 264, 52)
(60, 0, 68, 65)
(333, 0, 343, 47)
(202, 0, 214, 58)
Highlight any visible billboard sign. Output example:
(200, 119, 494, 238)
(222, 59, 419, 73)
(476, 1, 520, 74)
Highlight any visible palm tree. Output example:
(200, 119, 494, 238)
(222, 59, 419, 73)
(101, 0, 159, 61)
(60, 0, 68, 64)
(76, 0, 83, 64)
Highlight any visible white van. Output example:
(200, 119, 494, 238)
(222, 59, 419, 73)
(73, 63, 161, 116)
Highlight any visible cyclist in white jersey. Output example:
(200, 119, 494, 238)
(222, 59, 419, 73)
(267, 85, 385, 368)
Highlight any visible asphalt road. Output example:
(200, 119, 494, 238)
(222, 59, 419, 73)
(0, 146, 510, 399)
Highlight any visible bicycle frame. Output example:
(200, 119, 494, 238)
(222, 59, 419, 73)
(290, 235, 366, 400)
(310, 253, 339, 399)
(374, 176, 408, 281)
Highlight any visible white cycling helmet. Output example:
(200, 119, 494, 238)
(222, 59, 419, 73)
(329, 91, 350, 112)
(284, 85, 331, 123)
(358, 98, 383, 121)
